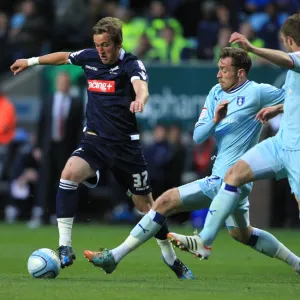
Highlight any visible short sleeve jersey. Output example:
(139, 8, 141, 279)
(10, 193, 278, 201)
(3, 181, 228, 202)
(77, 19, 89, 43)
(69, 48, 149, 142)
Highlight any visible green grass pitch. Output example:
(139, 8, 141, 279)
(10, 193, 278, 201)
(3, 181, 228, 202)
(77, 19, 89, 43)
(0, 223, 300, 300)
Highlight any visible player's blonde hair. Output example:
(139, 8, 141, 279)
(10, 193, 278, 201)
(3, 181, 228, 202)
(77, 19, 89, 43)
(281, 14, 300, 46)
(93, 17, 123, 45)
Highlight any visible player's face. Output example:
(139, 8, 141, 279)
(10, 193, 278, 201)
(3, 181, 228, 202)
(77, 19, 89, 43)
(217, 57, 239, 92)
(93, 33, 121, 65)
(280, 32, 293, 52)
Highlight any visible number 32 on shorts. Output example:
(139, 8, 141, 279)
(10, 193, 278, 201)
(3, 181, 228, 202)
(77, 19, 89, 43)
(132, 171, 148, 188)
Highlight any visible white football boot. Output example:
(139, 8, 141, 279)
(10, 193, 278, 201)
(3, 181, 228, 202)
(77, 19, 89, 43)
(167, 232, 211, 259)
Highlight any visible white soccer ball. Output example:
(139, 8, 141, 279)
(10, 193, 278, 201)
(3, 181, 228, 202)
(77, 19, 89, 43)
(27, 248, 61, 279)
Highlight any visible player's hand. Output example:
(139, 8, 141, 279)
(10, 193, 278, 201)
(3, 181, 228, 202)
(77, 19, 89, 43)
(229, 32, 253, 52)
(213, 100, 229, 124)
(255, 106, 281, 124)
(130, 100, 144, 113)
(10, 59, 29, 75)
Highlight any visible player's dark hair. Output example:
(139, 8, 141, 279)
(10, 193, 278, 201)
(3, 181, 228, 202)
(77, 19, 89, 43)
(219, 47, 252, 75)
(281, 14, 300, 46)
(93, 17, 123, 45)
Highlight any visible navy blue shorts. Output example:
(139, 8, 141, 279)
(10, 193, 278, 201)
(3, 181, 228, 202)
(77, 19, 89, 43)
(72, 133, 151, 195)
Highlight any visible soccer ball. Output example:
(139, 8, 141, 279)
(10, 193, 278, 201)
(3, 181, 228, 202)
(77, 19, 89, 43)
(27, 248, 61, 278)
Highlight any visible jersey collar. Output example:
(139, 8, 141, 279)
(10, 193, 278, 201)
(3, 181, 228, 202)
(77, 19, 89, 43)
(227, 80, 250, 94)
(119, 48, 125, 60)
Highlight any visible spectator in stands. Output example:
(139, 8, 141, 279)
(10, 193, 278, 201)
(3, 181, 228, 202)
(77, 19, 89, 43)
(146, 0, 183, 40)
(213, 26, 232, 63)
(115, 6, 147, 54)
(258, 3, 282, 50)
(0, 91, 16, 146)
(143, 123, 172, 199)
(238, 22, 267, 63)
(171, 0, 202, 38)
(165, 124, 186, 190)
(197, 2, 232, 59)
(4, 133, 41, 224)
(153, 26, 191, 64)
(276, 0, 300, 14)
(134, 33, 158, 61)
(28, 72, 84, 228)
(0, 11, 10, 73)
(9, 0, 47, 60)
(0, 91, 16, 184)
(52, 0, 89, 51)
(245, 0, 273, 13)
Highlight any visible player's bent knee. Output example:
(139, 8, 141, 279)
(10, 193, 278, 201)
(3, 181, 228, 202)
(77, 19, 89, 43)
(153, 188, 181, 216)
(228, 227, 252, 244)
(61, 156, 93, 183)
(224, 160, 254, 186)
(132, 194, 153, 214)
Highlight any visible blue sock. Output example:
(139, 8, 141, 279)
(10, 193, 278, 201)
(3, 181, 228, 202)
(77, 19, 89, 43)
(199, 183, 240, 246)
(56, 179, 78, 218)
(154, 223, 169, 240)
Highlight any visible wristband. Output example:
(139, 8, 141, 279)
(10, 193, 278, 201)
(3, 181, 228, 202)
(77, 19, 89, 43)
(27, 57, 39, 66)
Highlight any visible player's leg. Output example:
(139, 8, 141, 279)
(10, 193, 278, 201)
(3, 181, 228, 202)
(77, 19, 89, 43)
(197, 137, 286, 253)
(280, 149, 300, 219)
(115, 178, 214, 260)
(227, 200, 300, 274)
(57, 133, 109, 267)
(57, 155, 96, 267)
(84, 177, 215, 276)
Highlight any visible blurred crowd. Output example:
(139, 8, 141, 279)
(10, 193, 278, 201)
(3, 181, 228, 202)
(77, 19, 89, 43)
(0, 70, 299, 228)
(1, 0, 300, 74)
(1, 0, 300, 228)
(0, 70, 216, 227)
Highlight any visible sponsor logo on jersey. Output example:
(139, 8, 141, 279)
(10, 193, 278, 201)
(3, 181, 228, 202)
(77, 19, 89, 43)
(85, 65, 98, 71)
(88, 80, 115, 92)
(237, 96, 245, 106)
(109, 66, 119, 74)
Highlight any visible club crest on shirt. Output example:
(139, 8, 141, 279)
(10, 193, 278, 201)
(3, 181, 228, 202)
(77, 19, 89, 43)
(237, 96, 245, 106)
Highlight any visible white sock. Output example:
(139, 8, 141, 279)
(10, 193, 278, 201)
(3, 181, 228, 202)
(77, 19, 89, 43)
(111, 235, 141, 263)
(156, 239, 176, 265)
(111, 243, 132, 263)
(57, 217, 74, 246)
(275, 243, 300, 270)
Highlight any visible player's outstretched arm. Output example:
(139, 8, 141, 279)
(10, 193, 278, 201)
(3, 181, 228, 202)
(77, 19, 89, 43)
(130, 80, 149, 113)
(10, 52, 71, 75)
(255, 104, 284, 124)
(229, 32, 293, 69)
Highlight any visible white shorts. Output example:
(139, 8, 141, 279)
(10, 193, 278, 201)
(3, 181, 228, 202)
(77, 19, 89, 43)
(179, 175, 252, 228)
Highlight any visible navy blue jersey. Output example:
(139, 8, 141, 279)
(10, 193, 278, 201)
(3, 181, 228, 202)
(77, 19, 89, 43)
(68, 49, 149, 142)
